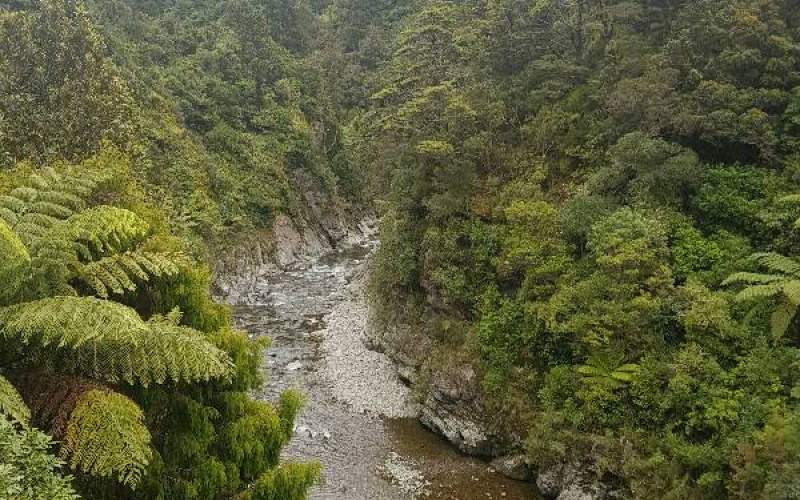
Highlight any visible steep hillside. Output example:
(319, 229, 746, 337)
(340, 1, 800, 497)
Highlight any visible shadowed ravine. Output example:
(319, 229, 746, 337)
(230, 238, 539, 499)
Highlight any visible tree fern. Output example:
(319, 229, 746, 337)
(0, 220, 30, 304)
(0, 167, 104, 246)
(15, 373, 151, 488)
(0, 296, 233, 385)
(0, 374, 31, 425)
(577, 352, 640, 389)
(52, 206, 150, 257)
(724, 252, 800, 338)
(77, 251, 184, 299)
(62, 390, 151, 488)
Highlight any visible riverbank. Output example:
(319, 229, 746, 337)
(225, 233, 540, 499)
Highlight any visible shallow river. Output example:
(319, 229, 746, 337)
(230, 241, 539, 500)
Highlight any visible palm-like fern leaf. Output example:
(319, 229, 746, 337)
(0, 297, 232, 385)
(77, 251, 185, 299)
(726, 252, 800, 338)
(50, 206, 150, 257)
(0, 220, 30, 304)
(0, 167, 105, 247)
(577, 353, 640, 389)
(0, 374, 30, 425)
(751, 252, 800, 277)
(722, 272, 785, 285)
(62, 390, 151, 488)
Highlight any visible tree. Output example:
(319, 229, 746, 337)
(0, 164, 230, 487)
(725, 252, 800, 338)
(0, 0, 134, 166)
(0, 156, 320, 498)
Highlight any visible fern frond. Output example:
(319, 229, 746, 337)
(721, 272, 783, 286)
(734, 283, 785, 302)
(0, 194, 27, 214)
(782, 281, 800, 306)
(780, 194, 800, 204)
(0, 220, 29, 266)
(0, 168, 104, 246)
(55, 206, 150, 256)
(0, 221, 30, 304)
(16, 373, 103, 439)
(610, 364, 640, 383)
(752, 252, 800, 277)
(770, 302, 796, 339)
(35, 190, 85, 213)
(0, 297, 232, 385)
(0, 206, 19, 226)
(0, 296, 146, 348)
(130, 323, 233, 385)
(62, 390, 151, 488)
(76, 251, 184, 299)
(0, 374, 30, 425)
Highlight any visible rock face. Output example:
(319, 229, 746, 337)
(490, 454, 534, 482)
(213, 171, 373, 303)
(366, 311, 508, 459)
(418, 366, 501, 457)
(367, 306, 615, 498)
(536, 462, 611, 500)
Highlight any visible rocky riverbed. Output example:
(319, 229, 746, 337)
(226, 236, 540, 499)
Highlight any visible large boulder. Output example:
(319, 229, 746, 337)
(536, 462, 612, 500)
(490, 454, 534, 482)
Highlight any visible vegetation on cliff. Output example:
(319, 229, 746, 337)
(0, 0, 328, 498)
(5, 0, 800, 498)
(347, 0, 800, 497)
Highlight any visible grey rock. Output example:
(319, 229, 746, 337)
(490, 454, 533, 482)
(536, 463, 566, 497)
(537, 462, 611, 500)
(419, 403, 495, 457)
(557, 482, 609, 500)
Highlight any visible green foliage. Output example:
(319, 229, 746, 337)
(576, 353, 640, 390)
(0, 374, 30, 425)
(725, 252, 800, 338)
(360, 1, 800, 496)
(243, 462, 322, 500)
(0, 158, 316, 498)
(0, 418, 78, 500)
(62, 390, 151, 487)
(0, 296, 232, 386)
(0, 0, 134, 165)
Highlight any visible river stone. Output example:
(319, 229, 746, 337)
(490, 454, 533, 481)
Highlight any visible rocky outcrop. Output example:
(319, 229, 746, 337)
(537, 462, 612, 500)
(419, 366, 501, 457)
(490, 454, 534, 482)
(367, 306, 614, 499)
(212, 170, 373, 303)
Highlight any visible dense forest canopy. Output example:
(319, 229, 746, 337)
(2, 0, 800, 498)
(357, 0, 800, 498)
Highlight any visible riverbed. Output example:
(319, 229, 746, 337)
(230, 239, 539, 499)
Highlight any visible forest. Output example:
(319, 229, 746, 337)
(2, 0, 800, 499)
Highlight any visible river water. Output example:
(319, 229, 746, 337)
(230, 240, 539, 500)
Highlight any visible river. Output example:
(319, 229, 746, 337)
(230, 238, 540, 500)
